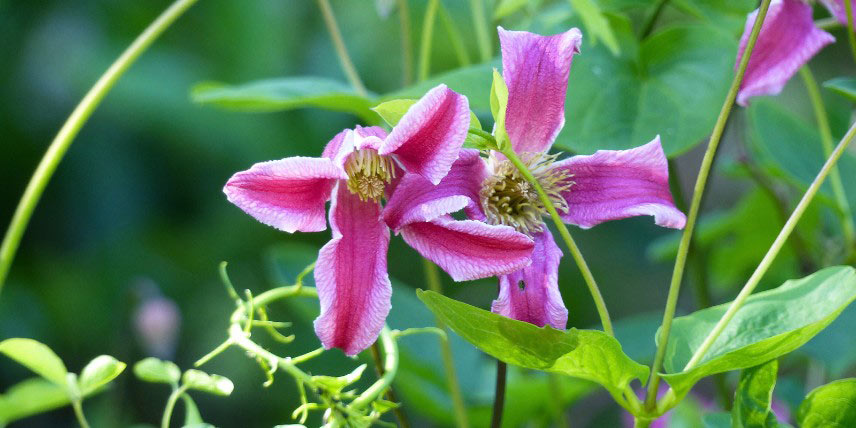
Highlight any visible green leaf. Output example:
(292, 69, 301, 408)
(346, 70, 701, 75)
(702, 412, 732, 428)
(0, 378, 70, 425)
(182, 394, 203, 425)
(0, 338, 68, 385)
(311, 364, 367, 395)
(182, 369, 234, 396)
(733, 359, 779, 428)
(823, 77, 856, 102)
(133, 358, 181, 384)
(372, 98, 481, 129)
(569, 0, 620, 55)
(78, 355, 126, 396)
(417, 290, 648, 402)
(661, 266, 856, 401)
(190, 77, 377, 122)
(490, 69, 510, 150)
(798, 378, 856, 427)
(384, 61, 499, 111)
(494, 0, 529, 19)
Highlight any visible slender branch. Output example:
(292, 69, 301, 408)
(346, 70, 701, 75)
(370, 342, 411, 428)
(438, 2, 471, 67)
(315, 0, 368, 96)
(161, 385, 189, 428)
(684, 120, 856, 371)
(845, 0, 856, 66)
(418, 0, 440, 82)
(398, 0, 413, 86)
(500, 148, 614, 336)
(423, 259, 470, 428)
(490, 361, 507, 428)
(469, 0, 492, 62)
(799, 67, 855, 253)
(71, 400, 92, 428)
(0, 0, 199, 295)
(644, 0, 772, 410)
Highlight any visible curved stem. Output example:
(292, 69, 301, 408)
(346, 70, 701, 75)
(161, 385, 188, 428)
(490, 360, 507, 428)
(370, 342, 411, 428)
(644, 0, 772, 409)
(845, 0, 856, 66)
(71, 400, 91, 428)
(469, 0, 492, 62)
(315, 0, 368, 96)
(350, 327, 398, 409)
(398, 0, 414, 86)
(0, 0, 199, 295)
(684, 120, 856, 371)
(418, 0, 440, 82)
(799, 67, 855, 252)
(423, 259, 470, 428)
(501, 148, 614, 336)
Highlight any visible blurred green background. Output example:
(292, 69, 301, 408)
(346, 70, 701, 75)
(2, 0, 855, 426)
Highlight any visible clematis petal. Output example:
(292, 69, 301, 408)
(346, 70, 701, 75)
(383, 149, 488, 230)
(499, 26, 582, 154)
(324, 127, 388, 170)
(379, 84, 470, 184)
(736, 0, 834, 106)
(553, 136, 686, 229)
(399, 216, 534, 281)
(224, 157, 345, 233)
(491, 230, 567, 329)
(314, 185, 392, 356)
(820, 0, 854, 26)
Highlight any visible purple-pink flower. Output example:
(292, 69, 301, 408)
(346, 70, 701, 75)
(224, 85, 535, 355)
(735, 0, 836, 106)
(384, 27, 687, 329)
(821, 0, 855, 25)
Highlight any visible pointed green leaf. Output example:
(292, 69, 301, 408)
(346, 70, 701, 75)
(798, 378, 856, 427)
(489, 69, 510, 149)
(823, 77, 856, 102)
(133, 358, 181, 384)
(0, 338, 68, 385)
(417, 290, 648, 401)
(372, 98, 481, 129)
(182, 370, 234, 396)
(78, 355, 126, 396)
(190, 77, 377, 122)
(662, 267, 856, 401)
(568, 0, 620, 55)
(312, 364, 367, 395)
(733, 359, 779, 428)
(0, 378, 70, 425)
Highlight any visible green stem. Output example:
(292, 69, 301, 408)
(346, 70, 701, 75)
(684, 120, 856, 371)
(350, 326, 398, 410)
(0, 0, 199, 295)
(438, 2, 471, 67)
(845, 0, 856, 66)
(500, 148, 614, 336)
(370, 342, 410, 428)
(161, 385, 189, 428)
(418, 0, 440, 82)
(423, 259, 470, 428)
(799, 67, 855, 252)
(490, 361, 507, 428)
(315, 0, 368, 96)
(398, 0, 414, 86)
(644, 0, 771, 410)
(71, 400, 91, 428)
(469, 0, 492, 62)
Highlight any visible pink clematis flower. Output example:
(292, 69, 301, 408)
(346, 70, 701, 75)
(224, 84, 535, 355)
(735, 0, 835, 106)
(384, 27, 686, 330)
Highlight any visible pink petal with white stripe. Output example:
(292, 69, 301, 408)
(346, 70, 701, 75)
(491, 230, 567, 329)
(314, 185, 391, 356)
(223, 157, 345, 233)
(553, 136, 686, 229)
(736, 0, 834, 106)
(379, 84, 470, 184)
(400, 216, 534, 281)
(499, 26, 582, 154)
(383, 149, 488, 230)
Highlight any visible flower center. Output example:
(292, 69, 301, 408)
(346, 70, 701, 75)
(344, 148, 396, 202)
(480, 153, 574, 235)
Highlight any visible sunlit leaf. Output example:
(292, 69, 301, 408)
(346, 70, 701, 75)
(824, 77, 856, 102)
(568, 0, 620, 55)
(133, 358, 181, 385)
(490, 69, 510, 149)
(662, 266, 856, 401)
(797, 378, 856, 427)
(78, 355, 126, 396)
(182, 369, 234, 396)
(733, 359, 779, 428)
(191, 77, 378, 122)
(0, 338, 68, 386)
(417, 290, 648, 401)
(0, 378, 70, 425)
